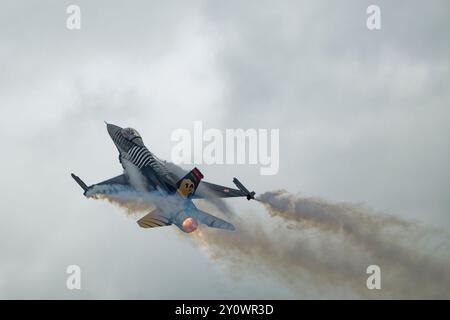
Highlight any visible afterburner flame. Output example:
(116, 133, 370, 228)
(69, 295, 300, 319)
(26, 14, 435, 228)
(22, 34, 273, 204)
(182, 217, 198, 233)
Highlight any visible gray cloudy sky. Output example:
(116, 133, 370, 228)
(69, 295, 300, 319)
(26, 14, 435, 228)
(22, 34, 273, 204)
(0, 0, 449, 299)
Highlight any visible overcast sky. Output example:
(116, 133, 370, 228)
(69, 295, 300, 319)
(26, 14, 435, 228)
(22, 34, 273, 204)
(0, 0, 449, 299)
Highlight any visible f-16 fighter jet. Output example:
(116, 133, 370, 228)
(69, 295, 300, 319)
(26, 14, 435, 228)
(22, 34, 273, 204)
(71, 123, 255, 233)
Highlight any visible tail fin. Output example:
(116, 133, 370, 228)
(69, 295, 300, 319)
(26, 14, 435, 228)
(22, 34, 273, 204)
(176, 167, 204, 198)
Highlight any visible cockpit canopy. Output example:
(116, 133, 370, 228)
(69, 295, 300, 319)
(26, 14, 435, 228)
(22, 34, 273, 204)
(121, 127, 144, 145)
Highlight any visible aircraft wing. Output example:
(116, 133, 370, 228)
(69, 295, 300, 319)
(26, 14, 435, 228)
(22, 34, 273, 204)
(93, 174, 130, 187)
(193, 181, 249, 199)
(196, 209, 235, 231)
(71, 173, 135, 196)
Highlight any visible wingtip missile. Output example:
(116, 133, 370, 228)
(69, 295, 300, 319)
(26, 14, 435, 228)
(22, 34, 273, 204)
(71, 173, 89, 194)
(232, 177, 256, 200)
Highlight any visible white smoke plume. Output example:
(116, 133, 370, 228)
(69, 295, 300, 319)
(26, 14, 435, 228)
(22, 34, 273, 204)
(87, 175, 450, 299)
(86, 184, 156, 214)
(192, 191, 450, 299)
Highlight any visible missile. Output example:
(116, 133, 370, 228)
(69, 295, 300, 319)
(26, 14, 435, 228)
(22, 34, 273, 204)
(233, 177, 256, 200)
(71, 173, 89, 193)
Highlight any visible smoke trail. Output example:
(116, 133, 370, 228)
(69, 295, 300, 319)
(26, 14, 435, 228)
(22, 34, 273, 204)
(192, 191, 450, 299)
(86, 184, 156, 213)
(86, 166, 450, 298)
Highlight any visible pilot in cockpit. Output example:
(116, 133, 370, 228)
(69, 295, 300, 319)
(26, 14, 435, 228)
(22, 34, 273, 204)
(121, 127, 144, 146)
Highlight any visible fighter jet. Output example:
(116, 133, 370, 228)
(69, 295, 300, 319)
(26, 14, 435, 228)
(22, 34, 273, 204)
(71, 123, 255, 233)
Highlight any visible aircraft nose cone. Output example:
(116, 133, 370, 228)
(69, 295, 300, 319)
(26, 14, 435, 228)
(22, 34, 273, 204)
(106, 123, 122, 138)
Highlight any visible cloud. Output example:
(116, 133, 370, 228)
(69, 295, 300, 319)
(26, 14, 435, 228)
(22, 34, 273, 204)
(0, 0, 449, 299)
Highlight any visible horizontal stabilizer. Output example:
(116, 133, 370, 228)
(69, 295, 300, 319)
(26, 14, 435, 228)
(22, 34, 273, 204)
(137, 209, 172, 229)
(196, 209, 235, 231)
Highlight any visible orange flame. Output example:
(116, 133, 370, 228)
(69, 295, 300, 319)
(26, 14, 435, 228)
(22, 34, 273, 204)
(182, 217, 198, 233)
